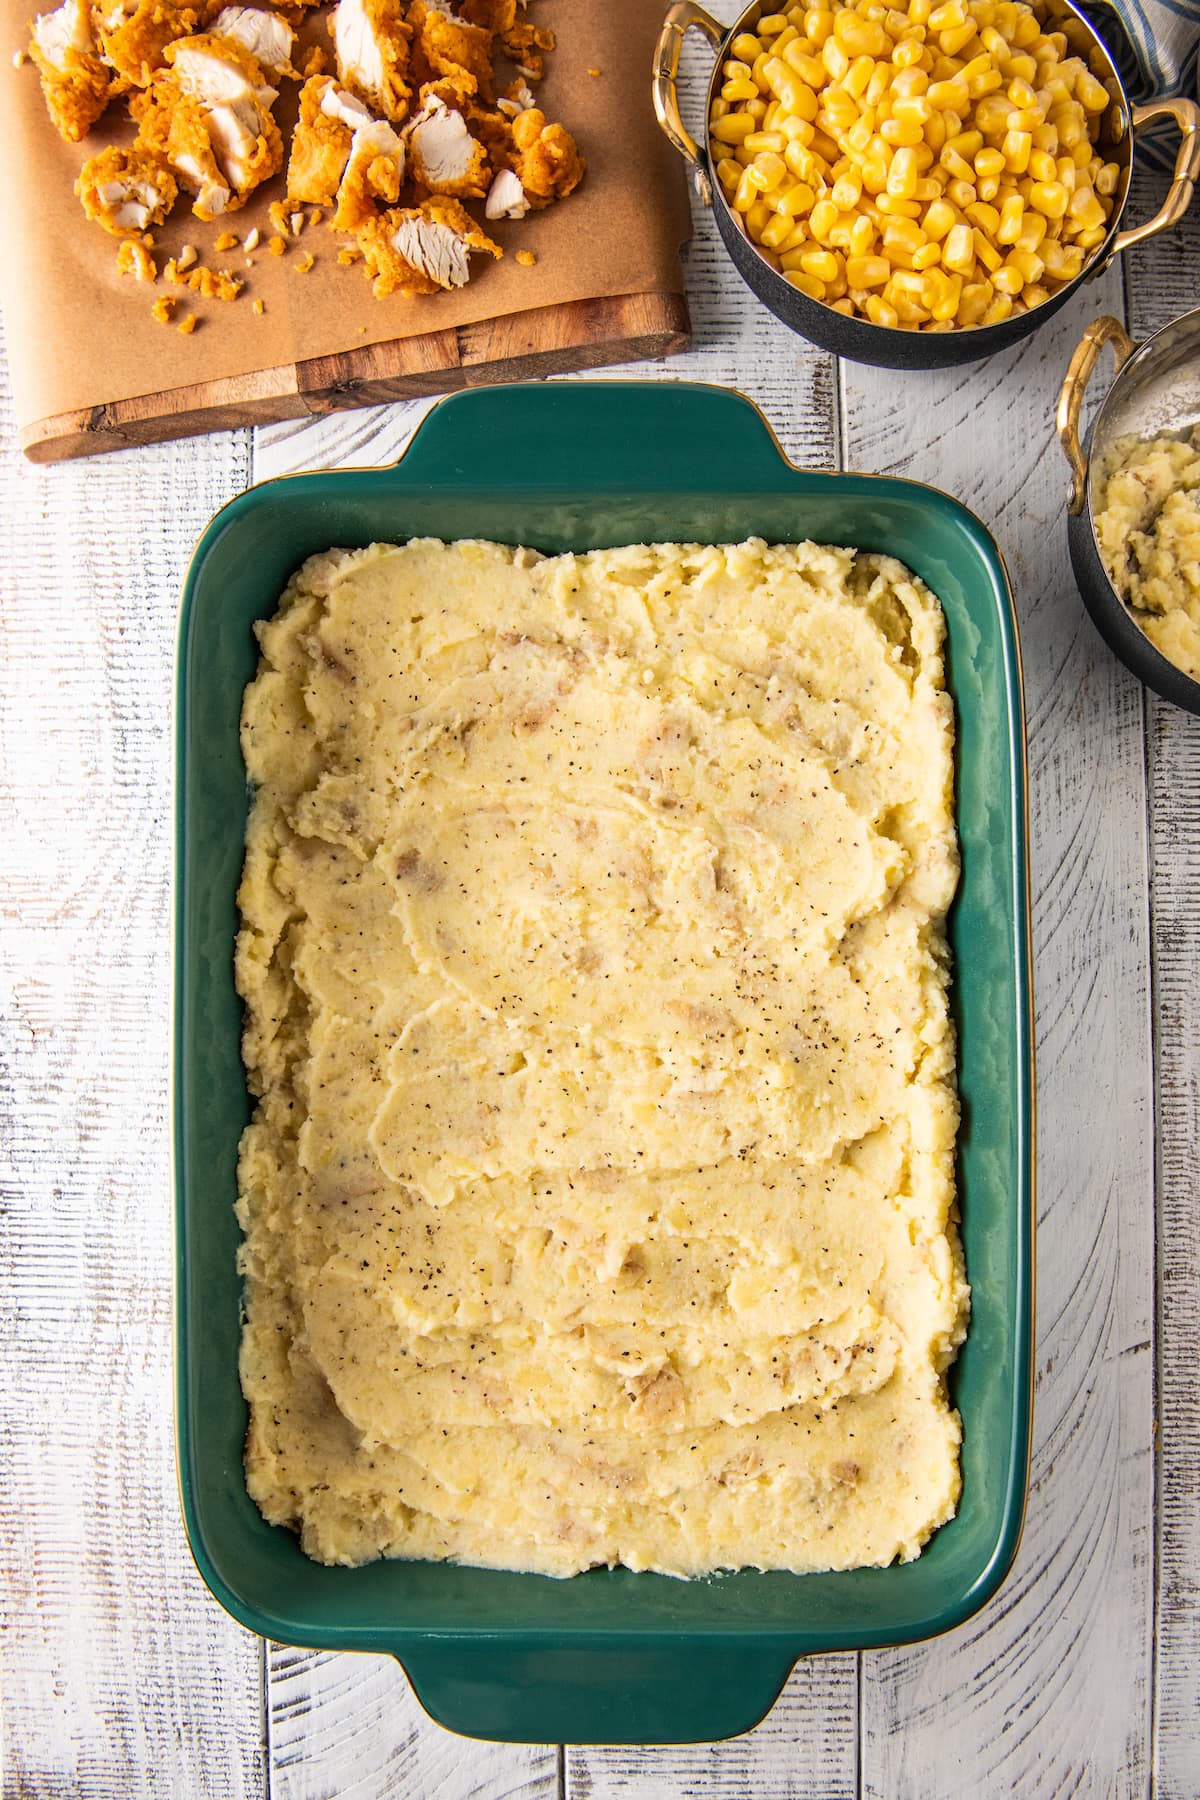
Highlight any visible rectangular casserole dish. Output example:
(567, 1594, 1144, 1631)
(175, 379, 1034, 1746)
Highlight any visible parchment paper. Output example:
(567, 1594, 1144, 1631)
(0, 0, 691, 434)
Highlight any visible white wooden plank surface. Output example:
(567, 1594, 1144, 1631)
(1123, 169, 1200, 1800)
(842, 274, 1157, 1796)
(267, 1648, 560, 1800)
(0, 321, 267, 1798)
(5, 38, 1200, 1800)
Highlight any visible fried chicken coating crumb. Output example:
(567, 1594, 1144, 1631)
(151, 292, 176, 320)
(116, 237, 158, 279)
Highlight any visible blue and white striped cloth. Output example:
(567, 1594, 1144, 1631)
(1079, 0, 1199, 165)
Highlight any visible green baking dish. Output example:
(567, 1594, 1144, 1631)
(175, 380, 1034, 1746)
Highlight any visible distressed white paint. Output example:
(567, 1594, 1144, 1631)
(0, 320, 266, 1798)
(1123, 170, 1200, 1800)
(5, 59, 1200, 1800)
(843, 267, 1158, 1800)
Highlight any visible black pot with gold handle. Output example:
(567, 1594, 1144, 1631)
(1057, 307, 1200, 714)
(653, 0, 1200, 370)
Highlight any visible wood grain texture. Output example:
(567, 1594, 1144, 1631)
(1123, 165, 1200, 1800)
(21, 293, 691, 467)
(254, 7, 856, 1787)
(564, 1657, 858, 1800)
(0, 317, 267, 1797)
(5, 38, 1198, 1800)
(267, 1647, 559, 1800)
(842, 273, 1157, 1799)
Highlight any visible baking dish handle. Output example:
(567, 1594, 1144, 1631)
(653, 1, 727, 205)
(385, 380, 802, 496)
(399, 1640, 797, 1745)
(1055, 315, 1137, 515)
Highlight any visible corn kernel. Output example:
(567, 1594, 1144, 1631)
(734, 168, 758, 211)
(892, 34, 927, 67)
(785, 269, 827, 297)
(1002, 128, 1032, 171)
(958, 277, 993, 321)
(731, 32, 763, 60)
(1077, 71, 1110, 112)
(928, 75, 970, 110)
(923, 197, 958, 239)
(746, 197, 774, 236)
(865, 293, 901, 326)
(996, 192, 1024, 241)
(780, 179, 818, 215)
(745, 131, 788, 155)
(944, 221, 975, 271)
(974, 145, 1005, 179)
(884, 144, 919, 196)
(1030, 178, 1067, 218)
(849, 212, 877, 253)
(912, 239, 943, 268)
(803, 7, 835, 45)
(1096, 161, 1120, 197)
(833, 169, 864, 207)
(712, 113, 757, 145)
(847, 252, 891, 285)
(931, 270, 963, 318)
(723, 76, 759, 101)
(760, 211, 796, 248)
(758, 11, 789, 33)
(716, 156, 742, 190)
(941, 145, 975, 182)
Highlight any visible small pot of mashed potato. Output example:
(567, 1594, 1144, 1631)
(1059, 306, 1200, 715)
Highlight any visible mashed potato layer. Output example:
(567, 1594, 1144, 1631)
(1095, 426, 1200, 681)
(236, 537, 968, 1576)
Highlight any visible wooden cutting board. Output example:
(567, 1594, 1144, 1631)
(21, 290, 691, 464)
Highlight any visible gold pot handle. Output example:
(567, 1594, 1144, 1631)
(1109, 96, 1200, 258)
(653, 1, 726, 206)
(1056, 315, 1137, 515)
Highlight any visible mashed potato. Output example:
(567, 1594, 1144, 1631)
(235, 536, 968, 1576)
(1094, 426, 1200, 681)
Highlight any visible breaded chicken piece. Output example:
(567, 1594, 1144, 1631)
(356, 193, 499, 296)
(287, 73, 358, 204)
(95, 0, 204, 88)
(76, 141, 178, 231)
(409, 0, 492, 101)
(458, 0, 516, 30)
(499, 18, 554, 80)
(28, 0, 115, 141)
(209, 7, 297, 78)
(133, 31, 282, 216)
(287, 76, 404, 227)
(331, 0, 410, 122)
(403, 88, 488, 199)
(495, 74, 535, 118)
(509, 106, 583, 207)
(333, 114, 404, 227)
